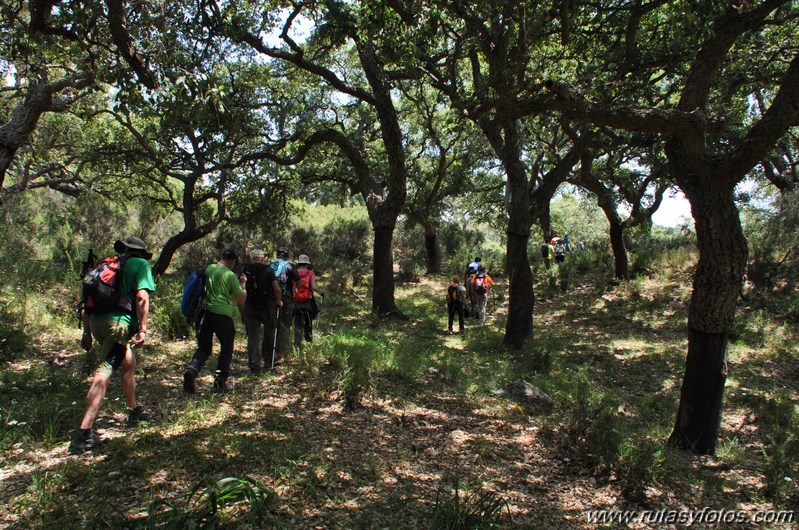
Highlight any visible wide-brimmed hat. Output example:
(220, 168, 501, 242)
(296, 254, 311, 265)
(114, 236, 153, 260)
(222, 248, 241, 261)
(249, 249, 265, 259)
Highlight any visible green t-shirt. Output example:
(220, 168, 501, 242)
(96, 255, 156, 328)
(204, 263, 243, 318)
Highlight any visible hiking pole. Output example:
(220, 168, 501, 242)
(315, 294, 323, 335)
(271, 306, 281, 370)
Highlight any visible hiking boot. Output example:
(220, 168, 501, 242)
(212, 377, 228, 393)
(183, 369, 197, 394)
(69, 428, 104, 454)
(127, 406, 150, 427)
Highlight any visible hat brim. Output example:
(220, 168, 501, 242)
(114, 240, 153, 260)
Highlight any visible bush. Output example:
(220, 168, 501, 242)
(549, 370, 627, 471)
(397, 255, 425, 283)
(430, 479, 512, 530)
(0, 297, 31, 362)
(138, 476, 275, 529)
(758, 396, 799, 501)
(149, 276, 193, 340)
(616, 437, 666, 503)
(332, 335, 377, 410)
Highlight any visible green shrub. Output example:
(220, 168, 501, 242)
(149, 276, 192, 340)
(137, 475, 275, 529)
(334, 336, 376, 410)
(397, 255, 425, 283)
(430, 479, 512, 530)
(551, 370, 627, 471)
(0, 297, 31, 362)
(758, 397, 799, 501)
(616, 437, 666, 503)
(786, 291, 799, 323)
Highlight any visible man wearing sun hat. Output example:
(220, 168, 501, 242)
(70, 235, 156, 453)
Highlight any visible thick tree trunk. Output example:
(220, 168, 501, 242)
(609, 218, 629, 280)
(496, 123, 535, 348)
(152, 226, 215, 277)
(504, 229, 535, 348)
(422, 221, 440, 274)
(538, 203, 553, 242)
(668, 185, 747, 454)
(372, 224, 399, 315)
(0, 145, 16, 198)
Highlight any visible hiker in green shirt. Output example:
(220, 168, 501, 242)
(70, 236, 156, 453)
(183, 248, 247, 394)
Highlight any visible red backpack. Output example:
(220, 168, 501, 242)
(294, 269, 314, 303)
(82, 255, 133, 314)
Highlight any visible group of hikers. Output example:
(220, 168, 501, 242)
(541, 233, 571, 269)
(71, 236, 323, 453)
(446, 257, 495, 334)
(541, 233, 581, 269)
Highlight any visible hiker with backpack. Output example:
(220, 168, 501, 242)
(183, 248, 247, 394)
(243, 249, 283, 374)
(464, 257, 481, 321)
(471, 264, 495, 325)
(264, 247, 300, 367)
(446, 276, 466, 334)
(70, 236, 155, 453)
(292, 254, 324, 350)
(552, 236, 566, 264)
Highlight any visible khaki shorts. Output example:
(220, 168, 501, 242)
(90, 317, 132, 376)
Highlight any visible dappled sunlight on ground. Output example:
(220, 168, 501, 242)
(1, 264, 797, 528)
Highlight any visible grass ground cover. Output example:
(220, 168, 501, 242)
(0, 255, 797, 529)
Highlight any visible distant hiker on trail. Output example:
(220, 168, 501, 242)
(467, 257, 481, 276)
(265, 247, 300, 367)
(70, 236, 155, 454)
(562, 233, 571, 252)
(552, 236, 566, 264)
(183, 248, 247, 394)
(465, 257, 481, 320)
(243, 249, 282, 374)
(446, 276, 466, 334)
(293, 254, 324, 350)
(471, 264, 495, 325)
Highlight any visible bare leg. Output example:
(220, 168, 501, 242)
(120, 346, 138, 409)
(79, 372, 112, 429)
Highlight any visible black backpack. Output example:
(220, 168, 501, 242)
(244, 262, 271, 309)
(82, 255, 133, 315)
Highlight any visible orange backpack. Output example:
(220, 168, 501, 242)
(294, 269, 314, 302)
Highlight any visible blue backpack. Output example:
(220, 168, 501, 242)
(270, 259, 290, 293)
(181, 266, 207, 324)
